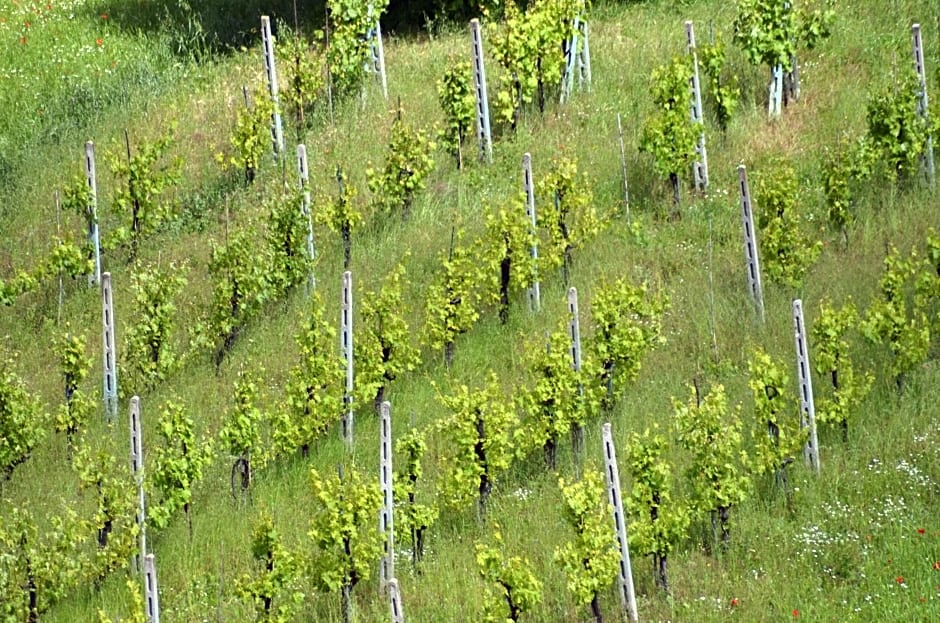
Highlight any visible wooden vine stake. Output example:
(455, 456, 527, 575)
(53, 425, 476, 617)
(144, 553, 161, 623)
(522, 153, 541, 312)
(791, 299, 820, 473)
(84, 141, 102, 287)
(912, 23, 935, 184)
(389, 577, 405, 623)
(261, 16, 285, 156)
(340, 270, 354, 446)
(469, 19, 493, 163)
(101, 271, 118, 422)
(130, 396, 148, 574)
(602, 423, 639, 621)
(685, 21, 709, 191)
(379, 400, 394, 593)
(296, 144, 316, 292)
(737, 166, 765, 322)
(567, 287, 584, 457)
(366, 4, 388, 100)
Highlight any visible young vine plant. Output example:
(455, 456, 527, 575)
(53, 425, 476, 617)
(476, 527, 543, 622)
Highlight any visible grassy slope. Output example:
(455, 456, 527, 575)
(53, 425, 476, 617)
(1, 0, 939, 621)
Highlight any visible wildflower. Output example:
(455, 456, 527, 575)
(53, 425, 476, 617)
(896, 576, 905, 585)
(918, 528, 926, 534)
(792, 609, 799, 617)
(101, 13, 108, 20)
(96, 38, 103, 46)
(730, 598, 739, 607)
(933, 561, 940, 571)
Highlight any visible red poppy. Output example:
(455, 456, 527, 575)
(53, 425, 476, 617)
(730, 598, 739, 607)
(96, 38, 103, 46)
(897, 576, 905, 584)
(792, 609, 799, 617)
(933, 561, 940, 571)
(918, 528, 926, 534)
(101, 13, 107, 20)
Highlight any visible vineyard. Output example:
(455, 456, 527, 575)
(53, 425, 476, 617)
(1, 0, 939, 621)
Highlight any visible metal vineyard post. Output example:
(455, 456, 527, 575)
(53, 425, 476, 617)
(602, 423, 639, 622)
(296, 144, 316, 291)
(341, 270, 354, 445)
(379, 400, 394, 593)
(261, 16, 285, 156)
(738, 165, 765, 322)
(685, 21, 709, 191)
(130, 396, 147, 575)
(912, 23, 935, 184)
(792, 299, 820, 473)
(101, 271, 118, 422)
(84, 141, 102, 287)
(389, 577, 405, 623)
(470, 19, 493, 163)
(522, 153, 541, 312)
(144, 553, 161, 623)
(366, 4, 388, 100)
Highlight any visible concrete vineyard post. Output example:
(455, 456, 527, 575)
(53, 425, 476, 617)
(912, 23, 935, 184)
(737, 166, 765, 322)
(144, 553, 161, 623)
(522, 153, 541, 312)
(792, 299, 820, 473)
(389, 578, 405, 623)
(261, 16, 285, 156)
(617, 114, 630, 218)
(341, 271, 354, 446)
(685, 21, 709, 191)
(84, 141, 102, 287)
(469, 19, 493, 164)
(379, 401, 394, 593)
(602, 423, 639, 622)
(101, 272, 118, 422)
(130, 396, 147, 575)
(367, 4, 388, 100)
(296, 144, 316, 292)
(561, 16, 582, 103)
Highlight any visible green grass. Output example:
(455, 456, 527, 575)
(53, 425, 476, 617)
(2, 0, 940, 621)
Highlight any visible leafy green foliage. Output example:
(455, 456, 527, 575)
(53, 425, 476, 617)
(821, 137, 874, 238)
(424, 229, 486, 365)
(106, 129, 183, 257)
(224, 85, 275, 184)
(698, 32, 740, 131)
(308, 466, 382, 602)
(536, 156, 602, 282)
(277, 29, 325, 131)
(149, 399, 213, 531)
(480, 196, 538, 323)
(476, 528, 543, 622)
(394, 426, 438, 567)
(122, 261, 188, 392)
(590, 278, 667, 409)
(316, 166, 363, 269)
(733, 0, 796, 70)
(325, 0, 389, 97)
(675, 383, 750, 544)
(747, 348, 805, 483)
(72, 442, 138, 582)
(436, 375, 516, 517)
(96, 579, 147, 623)
(517, 327, 584, 469)
(639, 56, 697, 210)
(554, 469, 618, 618)
(53, 326, 93, 453)
(0, 507, 88, 620)
(220, 369, 266, 495)
(266, 188, 313, 297)
(438, 59, 476, 168)
(366, 107, 436, 220)
(205, 224, 273, 368)
(812, 299, 873, 439)
(275, 292, 344, 458)
(860, 246, 929, 389)
(754, 161, 822, 289)
(357, 262, 419, 413)
(626, 426, 690, 591)
(0, 357, 44, 480)
(236, 512, 305, 621)
(865, 72, 931, 183)
(0, 231, 91, 307)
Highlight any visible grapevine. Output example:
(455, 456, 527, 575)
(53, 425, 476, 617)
(366, 106, 436, 220)
(437, 59, 476, 168)
(236, 511, 305, 621)
(0, 357, 44, 481)
(476, 528, 543, 622)
(394, 426, 438, 567)
(53, 326, 92, 455)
